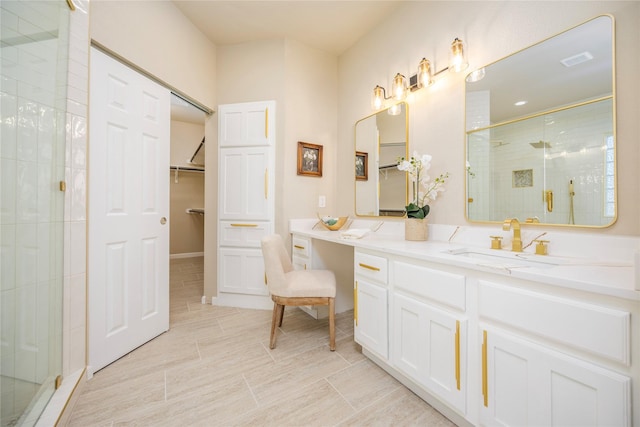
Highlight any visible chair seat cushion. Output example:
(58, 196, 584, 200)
(274, 269, 337, 298)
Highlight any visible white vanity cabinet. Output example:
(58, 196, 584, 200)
(479, 280, 632, 427)
(391, 261, 468, 415)
(354, 250, 389, 360)
(289, 225, 638, 427)
(481, 326, 631, 427)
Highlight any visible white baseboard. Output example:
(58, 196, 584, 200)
(170, 252, 204, 259)
(212, 293, 272, 310)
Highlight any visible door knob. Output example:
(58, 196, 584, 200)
(160, 217, 167, 225)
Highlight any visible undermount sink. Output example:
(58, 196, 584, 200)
(443, 248, 564, 269)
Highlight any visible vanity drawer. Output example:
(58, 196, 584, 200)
(292, 236, 311, 259)
(479, 281, 630, 365)
(355, 251, 388, 285)
(219, 221, 271, 248)
(393, 261, 466, 311)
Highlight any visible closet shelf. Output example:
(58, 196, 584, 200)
(170, 165, 205, 172)
(186, 208, 204, 215)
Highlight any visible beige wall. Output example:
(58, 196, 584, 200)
(90, 0, 216, 109)
(338, 1, 640, 236)
(214, 39, 337, 297)
(170, 120, 205, 167)
(283, 40, 339, 232)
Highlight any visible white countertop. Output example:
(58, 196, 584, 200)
(290, 218, 640, 301)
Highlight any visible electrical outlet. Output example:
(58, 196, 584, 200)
(318, 195, 326, 208)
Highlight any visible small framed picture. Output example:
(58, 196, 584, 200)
(297, 141, 323, 177)
(355, 151, 368, 181)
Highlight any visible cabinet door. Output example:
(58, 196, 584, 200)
(354, 279, 388, 359)
(392, 294, 467, 414)
(218, 101, 274, 147)
(218, 248, 269, 296)
(219, 147, 272, 220)
(292, 256, 308, 271)
(481, 328, 631, 427)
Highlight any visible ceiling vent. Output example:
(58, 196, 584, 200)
(561, 51, 594, 67)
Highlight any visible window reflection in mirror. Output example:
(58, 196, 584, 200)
(355, 102, 408, 217)
(465, 15, 615, 227)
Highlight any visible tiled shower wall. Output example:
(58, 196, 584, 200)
(1, 0, 89, 396)
(467, 99, 613, 226)
(1, 1, 68, 390)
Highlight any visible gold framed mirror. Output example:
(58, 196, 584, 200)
(465, 15, 615, 227)
(355, 102, 408, 217)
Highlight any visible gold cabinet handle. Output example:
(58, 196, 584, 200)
(264, 168, 268, 199)
(230, 223, 258, 227)
(264, 273, 267, 286)
(482, 330, 488, 407)
(66, 0, 76, 11)
(455, 320, 461, 391)
(293, 245, 305, 250)
(358, 262, 380, 272)
(265, 108, 269, 138)
(545, 190, 553, 212)
(354, 281, 358, 326)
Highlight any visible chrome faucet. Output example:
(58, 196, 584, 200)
(503, 218, 523, 252)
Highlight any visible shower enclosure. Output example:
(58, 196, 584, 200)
(1, 1, 69, 425)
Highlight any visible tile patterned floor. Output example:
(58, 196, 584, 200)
(66, 257, 455, 426)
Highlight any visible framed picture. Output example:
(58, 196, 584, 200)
(297, 141, 323, 177)
(355, 151, 368, 181)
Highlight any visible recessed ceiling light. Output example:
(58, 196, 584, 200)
(514, 101, 527, 106)
(561, 51, 593, 67)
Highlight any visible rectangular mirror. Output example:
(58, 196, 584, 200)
(465, 15, 615, 227)
(355, 102, 408, 217)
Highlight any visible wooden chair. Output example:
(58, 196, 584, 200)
(260, 234, 336, 351)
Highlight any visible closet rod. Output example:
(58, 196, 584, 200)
(170, 165, 204, 172)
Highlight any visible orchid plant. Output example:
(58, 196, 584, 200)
(397, 152, 449, 219)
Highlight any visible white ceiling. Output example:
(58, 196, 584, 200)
(172, 0, 406, 56)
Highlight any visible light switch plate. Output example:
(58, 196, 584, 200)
(318, 195, 326, 208)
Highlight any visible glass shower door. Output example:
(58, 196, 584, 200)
(1, 1, 68, 425)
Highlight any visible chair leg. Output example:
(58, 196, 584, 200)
(278, 304, 285, 327)
(270, 302, 281, 349)
(328, 298, 336, 351)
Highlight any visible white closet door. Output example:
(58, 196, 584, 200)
(88, 48, 170, 374)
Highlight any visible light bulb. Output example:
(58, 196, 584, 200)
(417, 58, 433, 88)
(391, 73, 408, 100)
(449, 38, 469, 73)
(371, 85, 385, 110)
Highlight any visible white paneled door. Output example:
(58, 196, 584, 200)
(88, 48, 170, 374)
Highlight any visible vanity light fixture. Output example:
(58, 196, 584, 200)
(371, 37, 469, 110)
